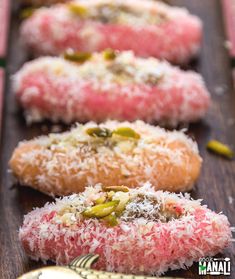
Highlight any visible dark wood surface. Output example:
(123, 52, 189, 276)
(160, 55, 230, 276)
(0, 0, 235, 278)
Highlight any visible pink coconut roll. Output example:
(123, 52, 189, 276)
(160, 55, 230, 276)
(21, 0, 202, 64)
(0, 0, 10, 59)
(13, 51, 210, 124)
(19, 183, 232, 276)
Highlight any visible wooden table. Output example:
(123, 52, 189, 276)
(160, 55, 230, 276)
(0, 1, 235, 278)
(0, 69, 4, 129)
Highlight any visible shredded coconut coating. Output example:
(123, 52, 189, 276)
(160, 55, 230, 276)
(13, 52, 210, 124)
(20, 0, 203, 64)
(10, 120, 202, 196)
(19, 183, 232, 276)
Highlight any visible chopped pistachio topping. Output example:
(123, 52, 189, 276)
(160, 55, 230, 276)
(68, 3, 88, 17)
(46, 125, 141, 154)
(95, 195, 107, 205)
(123, 194, 184, 223)
(67, 3, 167, 26)
(20, 8, 36, 19)
(113, 127, 140, 139)
(82, 200, 119, 218)
(63, 50, 92, 63)
(86, 127, 112, 138)
(207, 140, 234, 159)
(56, 186, 186, 227)
(102, 213, 119, 227)
(112, 191, 130, 215)
(86, 127, 140, 139)
(86, 126, 140, 141)
(60, 50, 164, 86)
(102, 185, 129, 192)
(82, 187, 130, 226)
(143, 73, 163, 85)
(107, 191, 115, 200)
(103, 49, 117, 60)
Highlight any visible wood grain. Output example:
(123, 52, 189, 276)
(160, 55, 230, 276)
(0, 69, 4, 130)
(0, 0, 235, 278)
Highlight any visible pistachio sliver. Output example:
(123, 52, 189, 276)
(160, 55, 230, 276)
(102, 185, 129, 192)
(68, 3, 88, 17)
(207, 140, 234, 159)
(82, 200, 119, 218)
(112, 127, 140, 139)
(63, 50, 92, 63)
(112, 191, 130, 214)
(103, 49, 117, 60)
(102, 214, 118, 227)
(95, 195, 107, 205)
(86, 127, 112, 138)
(20, 8, 36, 19)
(107, 191, 115, 200)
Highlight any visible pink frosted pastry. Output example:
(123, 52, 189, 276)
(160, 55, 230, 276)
(21, 0, 202, 64)
(19, 183, 232, 275)
(13, 51, 210, 124)
(23, 0, 69, 5)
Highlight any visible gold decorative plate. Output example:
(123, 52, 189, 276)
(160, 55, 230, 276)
(18, 254, 184, 279)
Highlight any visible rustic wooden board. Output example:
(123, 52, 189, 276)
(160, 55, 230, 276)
(0, 0, 235, 278)
(0, 69, 4, 130)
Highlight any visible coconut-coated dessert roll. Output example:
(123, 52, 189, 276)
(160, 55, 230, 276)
(19, 183, 232, 275)
(20, 0, 202, 64)
(13, 51, 210, 124)
(10, 120, 202, 196)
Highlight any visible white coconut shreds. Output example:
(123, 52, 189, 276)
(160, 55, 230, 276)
(13, 52, 175, 90)
(68, 1, 168, 26)
(24, 0, 195, 27)
(30, 120, 199, 152)
(27, 182, 203, 224)
(19, 183, 232, 275)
